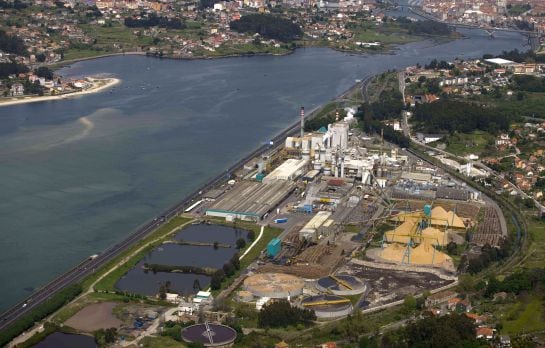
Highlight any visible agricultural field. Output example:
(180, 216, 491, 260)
(437, 131, 495, 157)
(350, 22, 423, 45)
(502, 296, 545, 335)
(521, 216, 545, 269)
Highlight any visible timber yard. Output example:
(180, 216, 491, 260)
(3, 106, 507, 347)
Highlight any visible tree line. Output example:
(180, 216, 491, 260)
(230, 14, 302, 42)
(380, 313, 479, 348)
(355, 99, 410, 148)
(485, 267, 545, 298)
(0, 284, 82, 347)
(0, 30, 27, 56)
(511, 75, 545, 93)
(460, 239, 513, 274)
(258, 300, 316, 328)
(0, 62, 28, 78)
(124, 14, 186, 29)
(143, 263, 216, 276)
(211, 252, 241, 289)
(398, 18, 451, 36)
(412, 100, 515, 134)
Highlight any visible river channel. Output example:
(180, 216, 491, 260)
(0, 27, 526, 310)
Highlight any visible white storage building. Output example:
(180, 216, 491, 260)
(263, 158, 308, 183)
(299, 211, 332, 241)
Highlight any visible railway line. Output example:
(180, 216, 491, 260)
(0, 79, 371, 337)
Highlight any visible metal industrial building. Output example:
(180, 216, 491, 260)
(205, 181, 296, 221)
(262, 158, 308, 183)
(299, 211, 333, 241)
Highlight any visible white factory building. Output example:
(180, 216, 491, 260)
(262, 158, 309, 183)
(284, 119, 406, 184)
(299, 211, 333, 241)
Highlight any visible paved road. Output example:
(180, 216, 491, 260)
(396, 74, 544, 213)
(1, 77, 373, 340)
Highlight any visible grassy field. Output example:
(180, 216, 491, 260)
(519, 216, 545, 269)
(502, 296, 545, 335)
(351, 22, 423, 45)
(441, 131, 495, 157)
(140, 336, 186, 347)
(80, 23, 153, 49)
(470, 92, 545, 119)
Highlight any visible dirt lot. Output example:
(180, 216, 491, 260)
(342, 264, 455, 308)
(258, 239, 356, 279)
(65, 302, 122, 332)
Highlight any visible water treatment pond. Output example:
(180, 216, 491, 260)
(115, 224, 248, 296)
(32, 332, 97, 348)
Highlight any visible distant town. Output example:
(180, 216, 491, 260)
(4, 0, 545, 347)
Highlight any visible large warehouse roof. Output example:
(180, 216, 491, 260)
(206, 180, 295, 219)
(263, 158, 308, 183)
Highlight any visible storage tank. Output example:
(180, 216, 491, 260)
(301, 294, 353, 319)
(244, 273, 304, 298)
(181, 323, 237, 347)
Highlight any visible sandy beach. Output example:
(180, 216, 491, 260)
(0, 77, 121, 107)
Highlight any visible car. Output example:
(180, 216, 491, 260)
(22, 303, 27, 308)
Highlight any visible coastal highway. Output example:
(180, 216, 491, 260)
(0, 79, 369, 335)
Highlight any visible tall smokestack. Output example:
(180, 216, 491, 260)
(300, 106, 305, 139)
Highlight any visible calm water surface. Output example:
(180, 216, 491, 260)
(115, 225, 247, 296)
(0, 29, 525, 310)
(32, 332, 96, 348)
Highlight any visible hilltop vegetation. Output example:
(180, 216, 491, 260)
(382, 313, 479, 347)
(397, 18, 452, 36)
(412, 100, 516, 134)
(230, 14, 302, 42)
(511, 75, 545, 93)
(0, 30, 27, 56)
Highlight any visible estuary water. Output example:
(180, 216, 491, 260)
(0, 29, 526, 310)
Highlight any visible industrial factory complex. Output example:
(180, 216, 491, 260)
(183, 107, 504, 324)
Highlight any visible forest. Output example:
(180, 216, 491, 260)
(398, 18, 451, 36)
(380, 313, 480, 348)
(258, 300, 316, 328)
(0, 62, 28, 79)
(230, 14, 302, 42)
(412, 100, 515, 134)
(0, 30, 27, 56)
(510, 75, 545, 93)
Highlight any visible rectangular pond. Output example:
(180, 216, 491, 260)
(115, 224, 249, 296)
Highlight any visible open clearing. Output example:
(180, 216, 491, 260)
(65, 302, 122, 332)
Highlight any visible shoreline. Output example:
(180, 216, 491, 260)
(0, 77, 121, 107)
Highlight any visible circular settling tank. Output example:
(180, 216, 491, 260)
(243, 273, 304, 298)
(301, 294, 353, 319)
(181, 323, 237, 347)
(316, 274, 366, 296)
